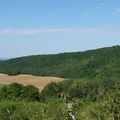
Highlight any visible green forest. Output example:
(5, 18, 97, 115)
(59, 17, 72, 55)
(0, 45, 120, 79)
(0, 46, 120, 120)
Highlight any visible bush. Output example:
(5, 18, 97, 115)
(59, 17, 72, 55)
(8, 83, 24, 99)
(40, 82, 60, 99)
(21, 85, 40, 101)
(0, 83, 40, 101)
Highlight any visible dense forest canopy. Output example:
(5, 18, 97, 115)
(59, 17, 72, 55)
(0, 45, 120, 79)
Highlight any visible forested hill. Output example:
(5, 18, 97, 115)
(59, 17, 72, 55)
(0, 45, 120, 79)
(0, 60, 4, 62)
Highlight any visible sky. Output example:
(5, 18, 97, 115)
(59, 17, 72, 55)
(0, 0, 120, 58)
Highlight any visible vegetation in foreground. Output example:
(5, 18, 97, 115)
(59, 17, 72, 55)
(0, 78, 119, 120)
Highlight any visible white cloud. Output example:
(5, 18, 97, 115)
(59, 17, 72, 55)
(0, 28, 66, 36)
(99, 2, 106, 6)
(111, 9, 120, 16)
(0, 27, 120, 37)
(116, 9, 120, 13)
(84, 14, 89, 17)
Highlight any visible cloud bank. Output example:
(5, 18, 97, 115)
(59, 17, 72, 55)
(0, 28, 120, 37)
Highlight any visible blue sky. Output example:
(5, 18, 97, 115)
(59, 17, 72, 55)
(0, 0, 120, 58)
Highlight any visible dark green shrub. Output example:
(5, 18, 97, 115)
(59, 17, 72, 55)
(21, 85, 40, 101)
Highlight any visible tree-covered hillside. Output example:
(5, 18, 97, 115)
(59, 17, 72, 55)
(0, 45, 120, 79)
(0, 60, 4, 62)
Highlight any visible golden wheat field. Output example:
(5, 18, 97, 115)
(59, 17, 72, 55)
(0, 73, 64, 90)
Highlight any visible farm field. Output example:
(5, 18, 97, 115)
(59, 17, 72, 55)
(0, 73, 64, 90)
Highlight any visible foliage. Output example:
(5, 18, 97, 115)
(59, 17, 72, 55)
(20, 85, 40, 101)
(0, 78, 119, 120)
(0, 45, 120, 119)
(0, 46, 120, 79)
(0, 83, 40, 101)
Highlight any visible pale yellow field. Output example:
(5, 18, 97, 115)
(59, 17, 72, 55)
(0, 73, 64, 90)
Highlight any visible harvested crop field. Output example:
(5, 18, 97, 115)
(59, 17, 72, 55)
(0, 73, 64, 90)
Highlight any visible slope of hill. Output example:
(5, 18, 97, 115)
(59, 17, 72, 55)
(0, 45, 120, 79)
(0, 60, 4, 62)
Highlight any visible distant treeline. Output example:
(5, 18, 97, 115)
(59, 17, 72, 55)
(0, 45, 120, 79)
